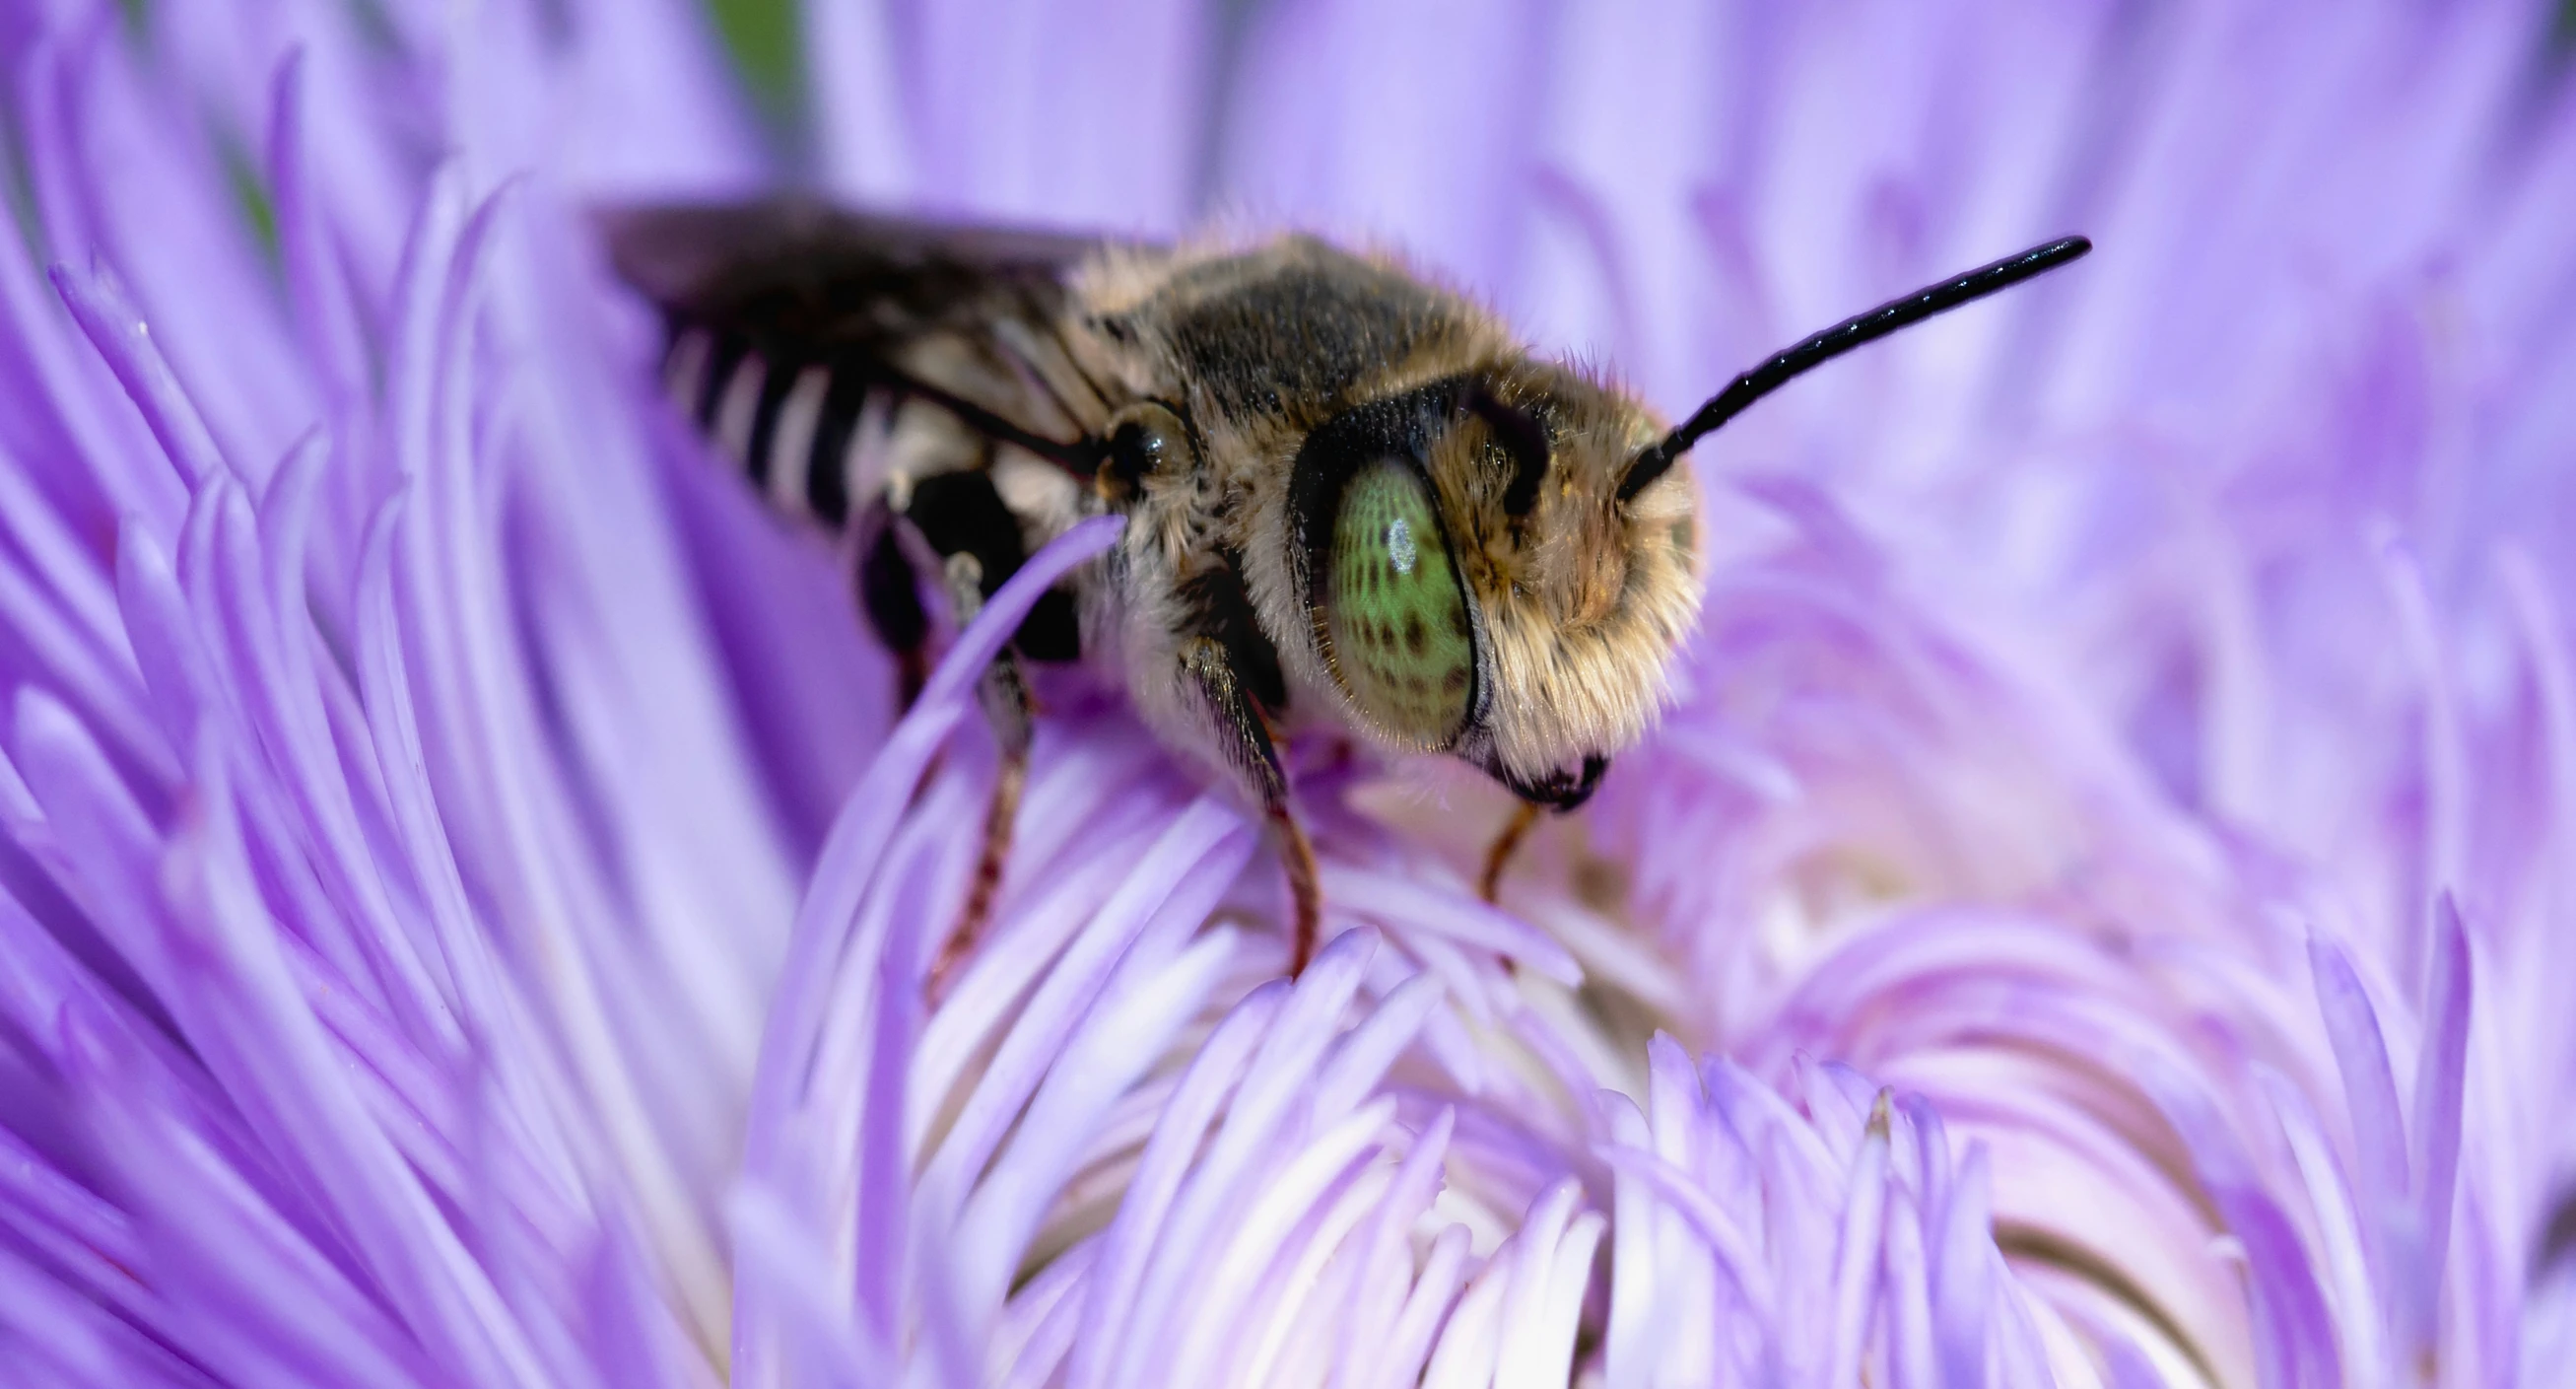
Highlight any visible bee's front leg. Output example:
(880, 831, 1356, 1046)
(1478, 801, 1542, 902)
(1477, 754, 1609, 903)
(1178, 636, 1320, 977)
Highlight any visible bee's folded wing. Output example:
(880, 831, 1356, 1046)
(597, 198, 1134, 471)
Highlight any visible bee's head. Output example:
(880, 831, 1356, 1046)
(1282, 236, 2096, 810)
(1287, 364, 1702, 808)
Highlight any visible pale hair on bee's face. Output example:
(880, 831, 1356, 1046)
(1403, 359, 1704, 795)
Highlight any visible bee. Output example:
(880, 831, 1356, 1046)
(605, 203, 2087, 981)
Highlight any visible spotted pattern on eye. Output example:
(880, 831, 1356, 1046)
(1325, 461, 1474, 748)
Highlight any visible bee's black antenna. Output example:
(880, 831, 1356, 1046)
(1618, 236, 2092, 502)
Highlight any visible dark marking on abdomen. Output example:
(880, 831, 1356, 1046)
(666, 330, 867, 528)
(694, 330, 751, 425)
(803, 367, 866, 526)
(902, 470, 1081, 661)
(742, 361, 800, 489)
(660, 327, 1081, 661)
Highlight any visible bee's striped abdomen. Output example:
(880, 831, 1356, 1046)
(663, 325, 859, 529)
(656, 318, 1090, 663)
(613, 202, 1106, 667)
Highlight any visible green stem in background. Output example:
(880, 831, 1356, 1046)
(705, 0, 813, 170)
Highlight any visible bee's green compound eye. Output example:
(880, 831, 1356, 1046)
(1324, 460, 1474, 748)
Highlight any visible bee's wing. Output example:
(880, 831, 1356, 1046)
(601, 199, 1126, 476)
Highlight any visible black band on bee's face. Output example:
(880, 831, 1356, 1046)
(1289, 378, 1489, 751)
(1287, 380, 1468, 618)
(1466, 387, 1550, 520)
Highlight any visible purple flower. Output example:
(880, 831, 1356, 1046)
(2, 1, 2572, 1385)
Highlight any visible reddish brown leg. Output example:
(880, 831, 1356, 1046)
(1272, 799, 1321, 976)
(928, 741, 1025, 1002)
(926, 553, 1035, 1004)
(1478, 800, 1543, 903)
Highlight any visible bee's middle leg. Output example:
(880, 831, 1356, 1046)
(869, 463, 1048, 999)
(927, 551, 1033, 1001)
(1179, 637, 1320, 976)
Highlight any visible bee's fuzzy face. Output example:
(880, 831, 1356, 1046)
(1419, 361, 1705, 792)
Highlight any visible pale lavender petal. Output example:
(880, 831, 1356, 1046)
(1932, 1142, 1996, 1387)
(1329, 1104, 1456, 1389)
(1882, 1183, 1937, 1389)
(1067, 982, 1288, 1389)
(1103, 930, 1379, 1385)
(2261, 1065, 2390, 1380)
(1826, 1097, 1892, 1388)
(2310, 932, 2411, 1239)
(2406, 894, 2474, 1368)
(1380, 1221, 1475, 1389)
(1163, 1095, 1392, 1384)
(946, 927, 1240, 1341)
